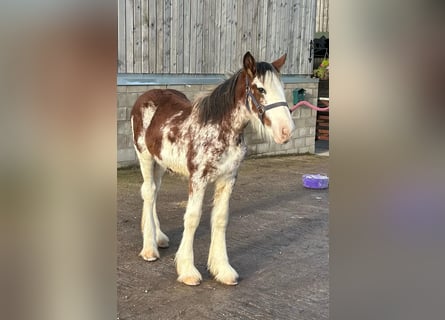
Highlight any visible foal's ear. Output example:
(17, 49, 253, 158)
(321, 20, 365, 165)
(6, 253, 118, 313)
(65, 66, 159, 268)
(243, 51, 256, 78)
(272, 53, 287, 72)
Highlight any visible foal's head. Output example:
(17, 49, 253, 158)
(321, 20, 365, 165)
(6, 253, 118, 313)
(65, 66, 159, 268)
(243, 52, 295, 144)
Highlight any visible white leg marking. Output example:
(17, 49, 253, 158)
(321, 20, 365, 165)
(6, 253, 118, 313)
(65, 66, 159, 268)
(175, 186, 206, 286)
(152, 164, 169, 248)
(137, 152, 160, 261)
(208, 177, 239, 285)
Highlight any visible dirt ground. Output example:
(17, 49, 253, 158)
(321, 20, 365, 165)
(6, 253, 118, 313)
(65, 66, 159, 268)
(117, 155, 329, 320)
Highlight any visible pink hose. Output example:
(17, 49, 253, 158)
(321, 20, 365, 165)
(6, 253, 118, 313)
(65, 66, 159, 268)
(290, 100, 329, 112)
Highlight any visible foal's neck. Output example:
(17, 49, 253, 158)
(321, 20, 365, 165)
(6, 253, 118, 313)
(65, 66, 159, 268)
(225, 75, 251, 136)
(220, 101, 250, 142)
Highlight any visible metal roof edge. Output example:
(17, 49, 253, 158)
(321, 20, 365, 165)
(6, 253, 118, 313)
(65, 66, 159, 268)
(117, 74, 318, 86)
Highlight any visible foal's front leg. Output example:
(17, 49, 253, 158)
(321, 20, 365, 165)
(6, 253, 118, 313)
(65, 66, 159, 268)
(208, 177, 239, 285)
(175, 183, 206, 286)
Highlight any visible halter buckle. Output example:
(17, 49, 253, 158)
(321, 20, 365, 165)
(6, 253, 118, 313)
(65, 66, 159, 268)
(258, 105, 265, 115)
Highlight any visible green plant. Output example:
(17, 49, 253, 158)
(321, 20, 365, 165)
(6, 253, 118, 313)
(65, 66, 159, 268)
(313, 58, 329, 80)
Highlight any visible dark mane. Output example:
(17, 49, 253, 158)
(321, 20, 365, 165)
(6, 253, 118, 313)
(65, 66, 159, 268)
(197, 71, 241, 125)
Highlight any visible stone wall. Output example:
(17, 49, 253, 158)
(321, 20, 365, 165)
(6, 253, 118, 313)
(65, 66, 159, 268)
(117, 80, 318, 167)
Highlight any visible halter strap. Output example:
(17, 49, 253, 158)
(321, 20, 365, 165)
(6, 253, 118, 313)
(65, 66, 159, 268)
(245, 77, 289, 122)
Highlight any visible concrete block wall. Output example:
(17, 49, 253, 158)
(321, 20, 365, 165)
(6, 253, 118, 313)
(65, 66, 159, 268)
(244, 82, 318, 157)
(117, 81, 318, 167)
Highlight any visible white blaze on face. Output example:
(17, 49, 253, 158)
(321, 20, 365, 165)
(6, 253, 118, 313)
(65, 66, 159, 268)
(252, 71, 295, 144)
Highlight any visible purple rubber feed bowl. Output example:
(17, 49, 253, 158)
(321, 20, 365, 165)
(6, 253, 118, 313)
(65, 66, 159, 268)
(302, 174, 329, 189)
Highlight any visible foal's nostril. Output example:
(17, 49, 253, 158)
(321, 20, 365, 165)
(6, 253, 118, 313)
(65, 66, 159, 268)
(282, 127, 290, 138)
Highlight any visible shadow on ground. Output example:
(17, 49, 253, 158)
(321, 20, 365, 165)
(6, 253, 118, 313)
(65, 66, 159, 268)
(118, 155, 329, 320)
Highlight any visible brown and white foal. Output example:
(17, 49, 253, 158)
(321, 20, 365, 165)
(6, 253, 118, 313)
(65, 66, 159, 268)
(130, 52, 295, 286)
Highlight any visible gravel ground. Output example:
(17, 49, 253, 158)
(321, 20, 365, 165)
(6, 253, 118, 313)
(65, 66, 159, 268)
(117, 155, 329, 320)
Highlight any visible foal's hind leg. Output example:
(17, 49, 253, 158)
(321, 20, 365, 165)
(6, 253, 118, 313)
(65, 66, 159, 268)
(137, 152, 159, 261)
(152, 164, 169, 248)
(208, 176, 239, 285)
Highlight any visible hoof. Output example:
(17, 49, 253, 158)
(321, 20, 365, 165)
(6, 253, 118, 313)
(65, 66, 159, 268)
(139, 248, 159, 261)
(178, 275, 201, 286)
(157, 240, 169, 248)
(156, 233, 170, 248)
(218, 278, 238, 286)
(177, 265, 202, 286)
(215, 275, 239, 286)
(209, 264, 239, 285)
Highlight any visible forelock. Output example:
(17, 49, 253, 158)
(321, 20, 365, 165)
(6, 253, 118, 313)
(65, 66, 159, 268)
(256, 62, 279, 82)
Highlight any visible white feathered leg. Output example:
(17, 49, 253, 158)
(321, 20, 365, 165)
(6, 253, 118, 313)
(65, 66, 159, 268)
(152, 164, 169, 248)
(208, 177, 239, 285)
(137, 152, 159, 261)
(175, 184, 206, 286)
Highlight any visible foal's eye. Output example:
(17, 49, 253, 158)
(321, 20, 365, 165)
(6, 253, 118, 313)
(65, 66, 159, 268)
(258, 87, 267, 94)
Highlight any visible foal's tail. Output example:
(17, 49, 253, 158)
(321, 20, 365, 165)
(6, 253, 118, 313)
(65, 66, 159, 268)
(130, 92, 158, 153)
